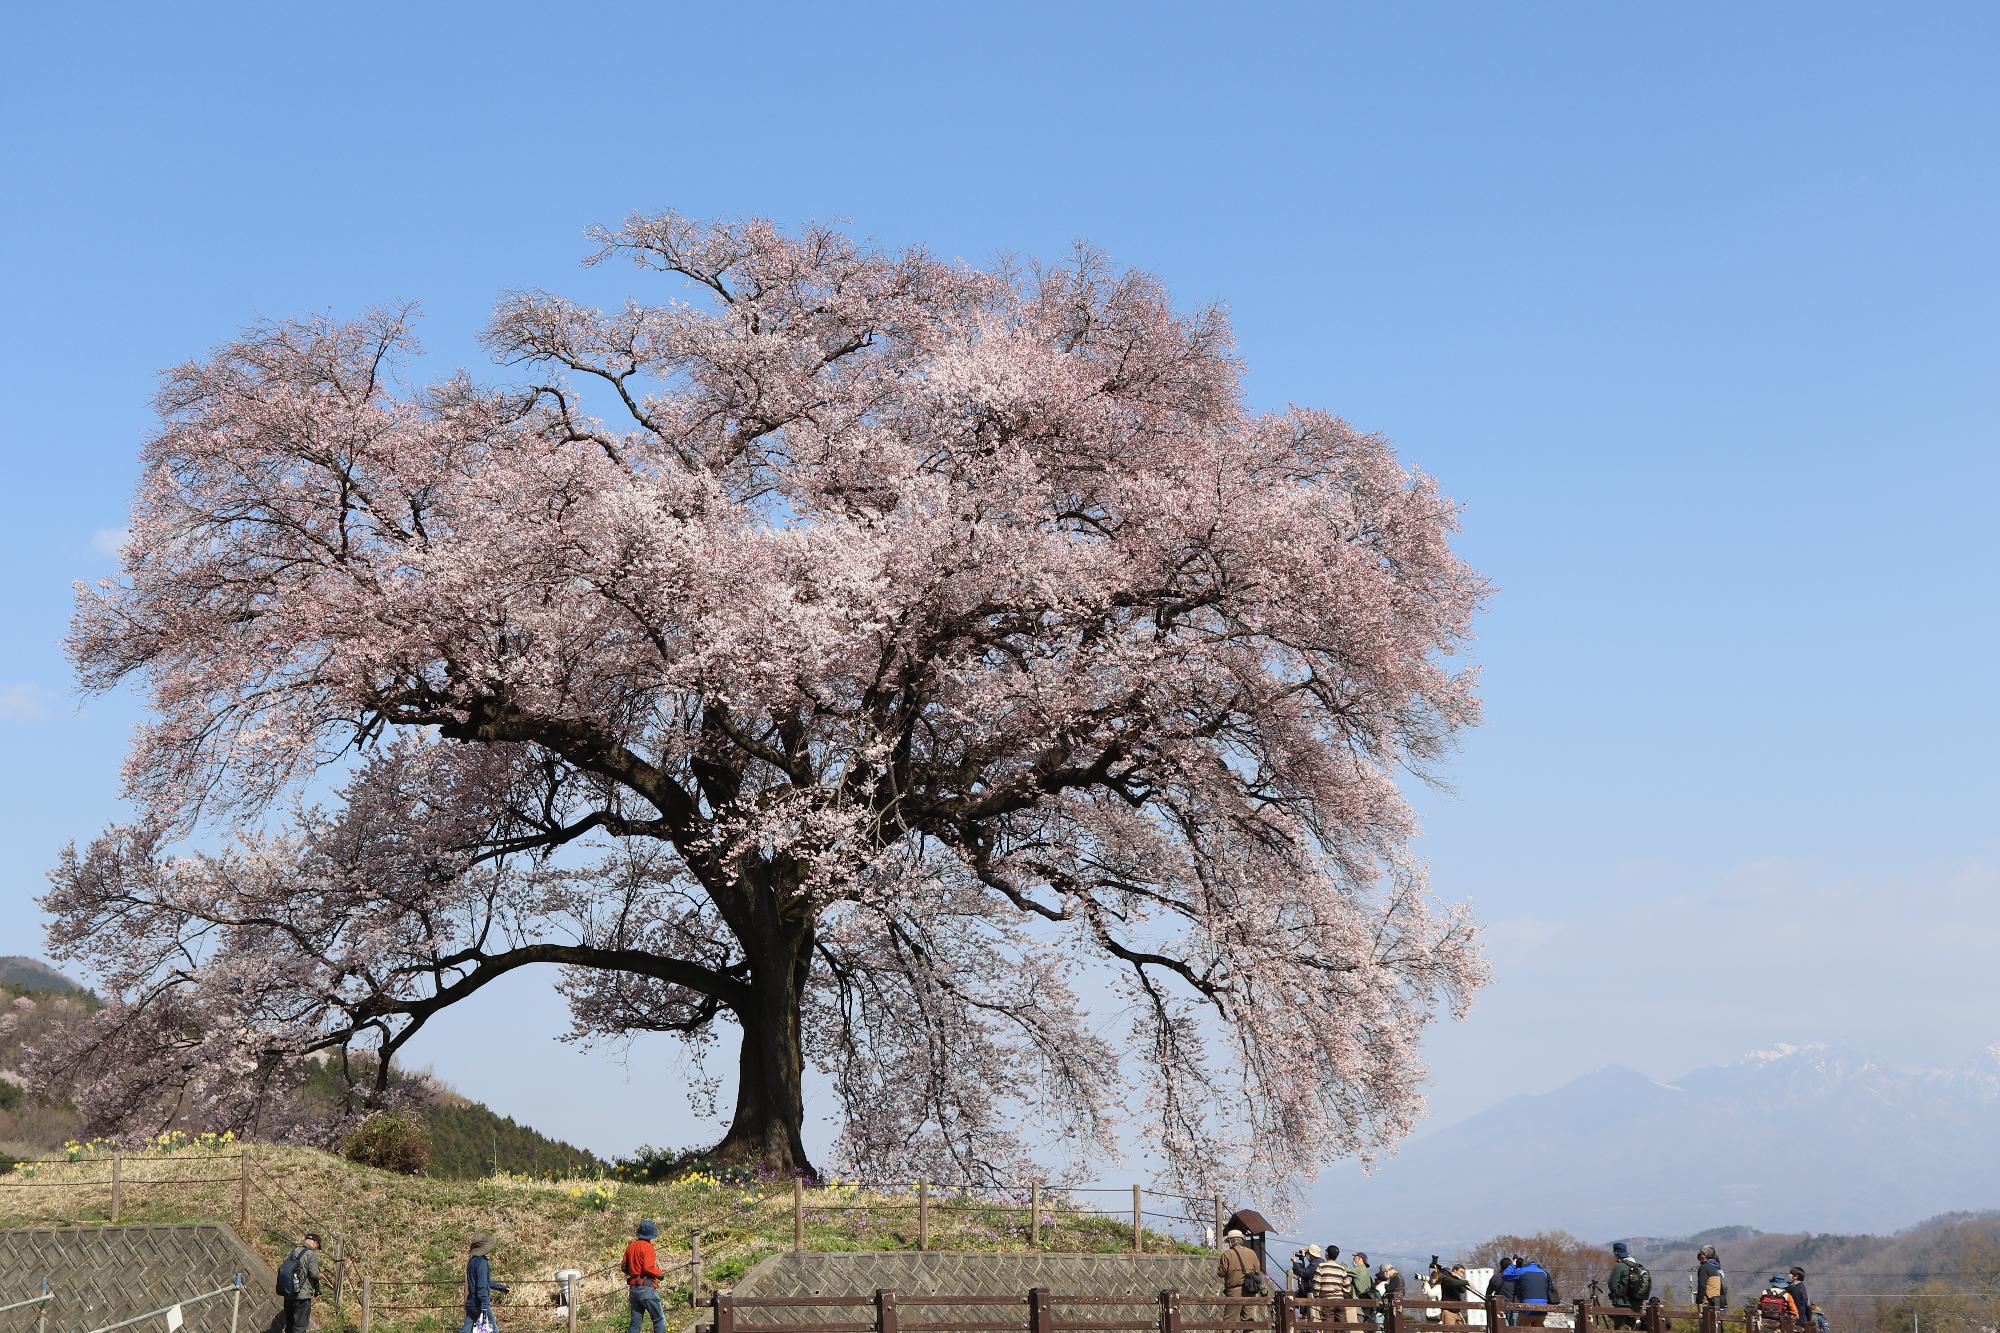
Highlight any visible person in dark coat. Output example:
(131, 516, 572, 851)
(1292, 1248, 1324, 1298)
(462, 1236, 510, 1333)
(1608, 1242, 1646, 1329)
(1435, 1263, 1473, 1326)
(1785, 1269, 1812, 1326)
(1490, 1257, 1524, 1327)
(1697, 1247, 1728, 1310)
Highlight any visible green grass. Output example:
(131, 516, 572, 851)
(0, 1146, 1201, 1333)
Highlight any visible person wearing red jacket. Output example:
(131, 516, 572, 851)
(622, 1220, 667, 1333)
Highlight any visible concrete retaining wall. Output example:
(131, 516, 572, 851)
(0, 1223, 282, 1333)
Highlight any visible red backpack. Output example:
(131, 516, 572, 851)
(1757, 1293, 1792, 1319)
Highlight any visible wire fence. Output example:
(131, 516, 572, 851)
(1, 1151, 1227, 1333)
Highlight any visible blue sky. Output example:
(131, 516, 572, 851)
(2, 2, 1996, 1180)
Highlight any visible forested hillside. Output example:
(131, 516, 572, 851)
(1, 960, 598, 1177)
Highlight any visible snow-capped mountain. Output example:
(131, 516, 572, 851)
(1300, 1044, 2000, 1249)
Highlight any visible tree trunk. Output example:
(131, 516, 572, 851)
(711, 914, 816, 1179)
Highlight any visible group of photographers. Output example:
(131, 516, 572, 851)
(1263, 1240, 1826, 1332)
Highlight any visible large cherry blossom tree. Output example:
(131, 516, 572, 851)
(42, 213, 1488, 1196)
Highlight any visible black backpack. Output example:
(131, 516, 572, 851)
(1625, 1262, 1653, 1303)
(276, 1248, 305, 1299)
(1243, 1271, 1267, 1297)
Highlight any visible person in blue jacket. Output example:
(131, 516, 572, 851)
(463, 1236, 510, 1333)
(1511, 1257, 1556, 1328)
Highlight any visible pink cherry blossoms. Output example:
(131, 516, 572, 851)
(45, 212, 1489, 1204)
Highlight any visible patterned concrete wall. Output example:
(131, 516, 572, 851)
(727, 1251, 1220, 1324)
(0, 1224, 284, 1333)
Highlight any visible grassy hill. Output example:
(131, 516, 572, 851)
(2, 969, 601, 1178)
(0, 1144, 1197, 1332)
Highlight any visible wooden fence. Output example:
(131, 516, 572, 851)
(696, 1292, 1822, 1333)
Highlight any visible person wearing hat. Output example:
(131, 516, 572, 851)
(1784, 1268, 1812, 1326)
(462, 1236, 510, 1333)
(1607, 1242, 1649, 1329)
(1218, 1230, 1263, 1321)
(623, 1220, 668, 1333)
(1291, 1246, 1325, 1298)
(280, 1233, 323, 1333)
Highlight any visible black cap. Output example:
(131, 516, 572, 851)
(304, 1233, 322, 1246)
(1789, 1267, 1805, 1278)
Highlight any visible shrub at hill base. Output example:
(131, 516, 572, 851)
(342, 1111, 433, 1176)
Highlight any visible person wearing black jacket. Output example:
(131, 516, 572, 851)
(1785, 1269, 1812, 1326)
(1435, 1264, 1473, 1326)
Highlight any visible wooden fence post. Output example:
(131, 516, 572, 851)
(109, 1152, 122, 1223)
(332, 1249, 346, 1313)
(1645, 1301, 1665, 1333)
(1699, 1303, 1716, 1333)
(918, 1182, 929, 1250)
(1029, 1183, 1041, 1248)
(1030, 1288, 1054, 1333)
(1160, 1290, 1181, 1333)
(1214, 1197, 1226, 1251)
(568, 1293, 579, 1333)
(1383, 1295, 1401, 1333)
(360, 1277, 372, 1333)
(1132, 1184, 1142, 1252)
(877, 1289, 900, 1333)
(1574, 1300, 1590, 1333)
(714, 1291, 736, 1333)
(1485, 1296, 1501, 1331)
(237, 1152, 250, 1229)
(692, 1231, 704, 1306)
(793, 1178, 805, 1252)
(1278, 1292, 1296, 1333)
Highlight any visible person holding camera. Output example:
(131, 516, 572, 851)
(1432, 1259, 1473, 1326)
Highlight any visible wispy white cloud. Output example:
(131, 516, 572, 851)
(0, 683, 55, 723)
(90, 526, 129, 556)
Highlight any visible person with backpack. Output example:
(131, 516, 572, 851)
(275, 1232, 322, 1333)
(1697, 1247, 1728, 1311)
(1608, 1242, 1652, 1330)
(1754, 1277, 1791, 1322)
(622, 1220, 667, 1333)
(462, 1236, 510, 1333)
(1511, 1257, 1556, 1328)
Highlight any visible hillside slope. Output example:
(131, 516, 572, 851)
(0, 1144, 1198, 1331)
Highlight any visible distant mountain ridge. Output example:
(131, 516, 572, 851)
(0, 956, 86, 995)
(1306, 1043, 2000, 1248)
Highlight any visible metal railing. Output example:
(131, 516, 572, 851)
(0, 1284, 54, 1333)
(76, 1276, 243, 1333)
